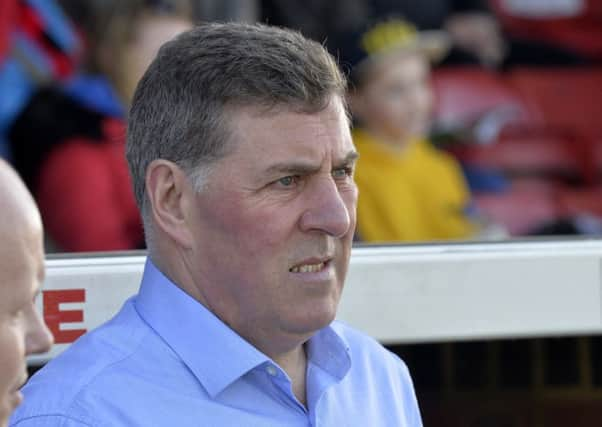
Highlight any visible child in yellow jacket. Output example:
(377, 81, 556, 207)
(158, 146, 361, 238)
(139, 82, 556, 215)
(337, 18, 491, 242)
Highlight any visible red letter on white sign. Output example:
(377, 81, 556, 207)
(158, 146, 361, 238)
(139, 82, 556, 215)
(43, 289, 87, 344)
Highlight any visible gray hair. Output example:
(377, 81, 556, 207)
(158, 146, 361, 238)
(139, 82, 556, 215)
(126, 22, 347, 245)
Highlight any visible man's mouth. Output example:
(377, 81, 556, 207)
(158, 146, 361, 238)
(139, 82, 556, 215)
(289, 257, 333, 273)
(289, 261, 326, 273)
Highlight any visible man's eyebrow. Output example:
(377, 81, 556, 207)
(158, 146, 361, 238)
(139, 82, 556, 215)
(333, 151, 359, 168)
(264, 151, 359, 176)
(264, 162, 322, 176)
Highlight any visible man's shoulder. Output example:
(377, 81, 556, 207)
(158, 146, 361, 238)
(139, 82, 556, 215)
(11, 299, 153, 426)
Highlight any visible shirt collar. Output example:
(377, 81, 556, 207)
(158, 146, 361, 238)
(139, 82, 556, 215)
(307, 325, 351, 382)
(134, 259, 269, 398)
(134, 258, 352, 396)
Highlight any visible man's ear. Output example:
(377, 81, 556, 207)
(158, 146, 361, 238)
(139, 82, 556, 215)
(145, 159, 194, 249)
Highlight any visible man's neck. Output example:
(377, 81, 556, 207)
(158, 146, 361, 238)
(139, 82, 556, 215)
(271, 344, 308, 407)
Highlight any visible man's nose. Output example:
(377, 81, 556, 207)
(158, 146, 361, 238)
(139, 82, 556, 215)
(299, 176, 352, 237)
(25, 307, 54, 355)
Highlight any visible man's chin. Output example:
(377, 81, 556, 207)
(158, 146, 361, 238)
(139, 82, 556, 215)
(286, 306, 338, 336)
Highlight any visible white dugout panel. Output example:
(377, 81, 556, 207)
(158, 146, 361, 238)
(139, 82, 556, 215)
(29, 239, 602, 365)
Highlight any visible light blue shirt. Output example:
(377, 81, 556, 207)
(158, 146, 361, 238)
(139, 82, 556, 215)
(11, 259, 422, 426)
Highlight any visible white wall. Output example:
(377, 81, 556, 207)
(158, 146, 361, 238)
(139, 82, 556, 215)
(29, 239, 602, 364)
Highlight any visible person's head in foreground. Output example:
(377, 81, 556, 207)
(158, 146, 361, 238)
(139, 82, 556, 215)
(344, 18, 449, 149)
(127, 22, 358, 360)
(12, 22, 422, 427)
(0, 159, 53, 427)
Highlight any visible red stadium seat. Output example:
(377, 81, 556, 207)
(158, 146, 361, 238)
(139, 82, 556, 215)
(507, 68, 602, 138)
(589, 136, 602, 177)
(557, 187, 602, 218)
(431, 67, 536, 128)
(474, 184, 561, 235)
(448, 131, 586, 183)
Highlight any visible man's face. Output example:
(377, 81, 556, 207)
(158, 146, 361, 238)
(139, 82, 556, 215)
(0, 226, 53, 426)
(353, 51, 433, 145)
(185, 97, 358, 352)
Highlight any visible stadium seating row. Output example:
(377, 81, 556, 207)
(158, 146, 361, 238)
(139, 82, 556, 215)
(431, 67, 602, 234)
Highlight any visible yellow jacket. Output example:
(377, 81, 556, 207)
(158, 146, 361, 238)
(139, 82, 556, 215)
(353, 129, 478, 242)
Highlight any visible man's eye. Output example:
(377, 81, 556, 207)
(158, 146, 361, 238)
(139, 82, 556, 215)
(332, 167, 352, 179)
(277, 176, 296, 187)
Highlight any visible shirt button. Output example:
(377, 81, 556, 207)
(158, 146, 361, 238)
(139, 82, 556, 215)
(266, 365, 278, 377)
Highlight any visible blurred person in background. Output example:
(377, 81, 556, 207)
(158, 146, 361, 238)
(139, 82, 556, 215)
(8, 0, 192, 252)
(0, 0, 82, 161)
(334, 18, 504, 242)
(0, 159, 53, 427)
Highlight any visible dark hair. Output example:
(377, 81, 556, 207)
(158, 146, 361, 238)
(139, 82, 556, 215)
(126, 22, 347, 219)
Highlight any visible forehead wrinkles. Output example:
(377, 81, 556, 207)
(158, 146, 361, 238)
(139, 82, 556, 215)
(229, 95, 348, 131)
(219, 99, 352, 176)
